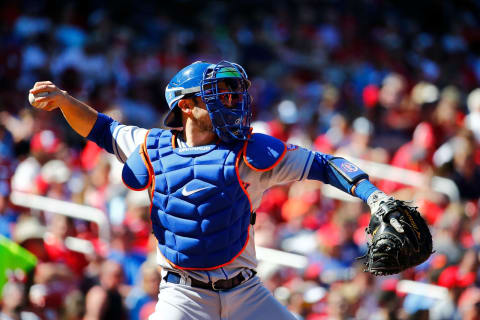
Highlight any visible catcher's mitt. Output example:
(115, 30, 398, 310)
(360, 198, 433, 276)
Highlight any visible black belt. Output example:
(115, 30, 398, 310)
(164, 270, 256, 291)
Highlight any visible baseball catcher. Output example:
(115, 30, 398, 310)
(30, 60, 433, 319)
(361, 191, 433, 276)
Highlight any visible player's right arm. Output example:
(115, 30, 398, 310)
(29, 81, 147, 163)
(30, 81, 97, 137)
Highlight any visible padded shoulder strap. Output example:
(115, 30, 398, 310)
(122, 145, 151, 191)
(145, 128, 172, 149)
(243, 133, 287, 171)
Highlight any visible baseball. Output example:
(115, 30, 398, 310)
(28, 91, 50, 108)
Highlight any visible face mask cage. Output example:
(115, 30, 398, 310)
(200, 61, 252, 143)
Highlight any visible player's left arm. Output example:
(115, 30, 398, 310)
(258, 141, 433, 275)
(264, 145, 385, 205)
(244, 134, 382, 204)
(306, 151, 433, 275)
(306, 151, 381, 203)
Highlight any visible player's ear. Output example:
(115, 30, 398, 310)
(178, 98, 194, 115)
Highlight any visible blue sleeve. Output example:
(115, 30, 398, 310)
(86, 113, 121, 154)
(122, 145, 150, 190)
(307, 152, 379, 202)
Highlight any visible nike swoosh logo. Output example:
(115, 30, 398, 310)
(181, 186, 210, 196)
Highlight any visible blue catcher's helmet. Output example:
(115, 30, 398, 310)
(164, 61, 212, 128)
(164, 60, 252, 143)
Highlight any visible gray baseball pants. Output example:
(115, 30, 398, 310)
(148, 275, 297, 320)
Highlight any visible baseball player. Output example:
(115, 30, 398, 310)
(29, 61, 431, 320)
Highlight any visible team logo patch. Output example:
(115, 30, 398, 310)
(341, 162, 358, 172)
(287, 144, 299, 151)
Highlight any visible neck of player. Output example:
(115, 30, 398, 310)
(182, 122, 217, 146)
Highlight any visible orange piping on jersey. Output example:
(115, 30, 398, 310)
(350, 178, 367, 196)
(141, 130, 156, 221)
(140, 147, 152, 178)
(350, 185, 356, 195)
(141, 130, 155, 185)
(242, 138, 287, 172)
(171, 131, 177, 148)
(235, 140, 253, 210)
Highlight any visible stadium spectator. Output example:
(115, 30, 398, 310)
(43, 215, 89, 276)
(0, 281, 40, 320)
(84, 260, 128, 320)
(125, 261, 160, 320)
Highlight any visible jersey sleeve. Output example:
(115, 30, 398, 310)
(257, 144, 315, 188)
(86, 113, 148, 163)
(237, 143, 314, 211)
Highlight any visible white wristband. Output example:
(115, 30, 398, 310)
(367, 190, 391, 213)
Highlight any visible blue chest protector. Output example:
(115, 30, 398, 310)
(125, 129, 252, 270)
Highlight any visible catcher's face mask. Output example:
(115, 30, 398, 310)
(200, 61, 252, 143)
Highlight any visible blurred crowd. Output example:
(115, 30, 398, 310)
(2, 0, 480, 319)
